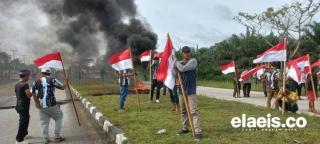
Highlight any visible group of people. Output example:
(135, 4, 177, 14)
(232, 64, 320, 113)
(14, 68, 67, 144)
(115, 46, 203, 141)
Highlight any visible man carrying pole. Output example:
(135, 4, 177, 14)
(175, 46, 202, 141)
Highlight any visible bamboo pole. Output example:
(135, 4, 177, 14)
(129, 47, 142, 112)
(149, 50, 153, 94)
(234, 61, 240, 97)
(307, 54, 318, 111)
(60, 53, 81, 126)
(282, 39, 287, 115)
(176, 69, 196, 138)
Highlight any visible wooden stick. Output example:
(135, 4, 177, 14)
(149, 50, 153, 94)
(282, 39, 287, 115)
(307, 54, 318, 111)
(60, 53, 81, 126)
(129, 47, 142, 112)
(177, 70, 196, 138)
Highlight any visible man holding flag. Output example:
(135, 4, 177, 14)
(175, 46, 202, 141)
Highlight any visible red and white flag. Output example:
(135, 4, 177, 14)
(154, 52, 163, 58)
(220, 61, 235, 75)
(33, 52, 63, 70)
(255, 65, 265, 79)
(240, 65, 264, 81)
(287, 55, 310, 74)
(312, 59, 320, 68)
(156, 34, 175, 89)
(287, 63, 303, 84)
(253, 40, 287, 63)
(139, 50, 152, 62)
(108, 48, 133, 71)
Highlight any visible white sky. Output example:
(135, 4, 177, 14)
(135, 0, 320, 51)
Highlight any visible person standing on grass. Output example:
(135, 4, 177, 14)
(150, 57, 162, 103)
(233, 68, 241, 98)
(116, 70, 134, 112)
(15, 70, 33, 144)
(306, 68, 319, 113)
(32, 68, 67, 144)
(241, 69, 252, 97)
(266, 66, 280, 108)
(175, 46, 202, 141)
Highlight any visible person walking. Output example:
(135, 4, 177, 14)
(15, 70, 33, 144)
(233, 68, 241, 98)
(32, 68, 67, 144)
(241, 69, 252, 97)
(150, 57, 162, 103)
(175, 46, 202, 141)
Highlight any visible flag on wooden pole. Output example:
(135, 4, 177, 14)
(253, 41, 287, 63)
(108, 48, 133, 71)
(239, 65, 264, 81)
(139, 50, 152, 62)
(33, 52, 63, 69)
(220, 60, 235, 75)
(288, 55, 310, 74)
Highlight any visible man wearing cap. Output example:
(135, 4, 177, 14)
(175, 46, 202, 141)
(15, 70, 33, 144)
(32, 68, 67, 144)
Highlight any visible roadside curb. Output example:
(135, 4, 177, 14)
(70, 86, 129, 144)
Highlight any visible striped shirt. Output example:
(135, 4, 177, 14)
(176, 58, 197, 95)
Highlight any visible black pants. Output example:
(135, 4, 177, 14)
(233, 82, 241, 97)
(296, 84, 305, 97)
(15, 104, 30, 142)
(150, 79, 163, 100)
(243, 83, 251, 97)
(169, 85, 179, 105)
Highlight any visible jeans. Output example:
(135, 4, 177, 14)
(39, 104, 63, 139)
(119, 85, 129, 109)
(169, 85, 179, 105)
(15, 103, 30, 142)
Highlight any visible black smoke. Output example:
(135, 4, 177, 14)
(38, 0, 158, 64)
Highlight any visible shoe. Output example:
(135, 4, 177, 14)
(156, 99, 160, 103)
(43, 139, 51, 144)
(54, 134, 65, 142)
(194, 133, 203, 141)
(176, 129, 189, 135)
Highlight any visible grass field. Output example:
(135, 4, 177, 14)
(198, 80, 264, 92)
(74, 81, 320, 144)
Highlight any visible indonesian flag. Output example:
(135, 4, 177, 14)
(312, 59, 320, 68)
(108, 48, 133, 71)
(33, 52, 63, 70)
(287, 55, 310, 74)
(253, 40, 287, 63)
(156, 34, 175, 89)
(139, 50, 152, 62)
(287, 63, 303, 84)
(239, 65, 264, 81)
(220, 61, 235, 75)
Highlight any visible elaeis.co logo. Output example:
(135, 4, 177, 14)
(230, 114, 307, 131)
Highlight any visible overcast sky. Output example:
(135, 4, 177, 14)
(135, 0, 320, 51)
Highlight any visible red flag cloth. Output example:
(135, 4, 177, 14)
(287, 55, 310, 74)
(108, 48, 133, 71)
(287, 62, 303, 84)
(253, 40, 287, 63)
(240, 65, 264, 81)
(33, 52, 63, 69)
(311, 60, 320, 68)
(220, 60, 235, 75)
(154, 52, 163, 58)
(156, 34, 175, 89)
(139, 50, 152, 62)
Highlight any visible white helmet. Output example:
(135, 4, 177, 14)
(41, 68, 51, 74)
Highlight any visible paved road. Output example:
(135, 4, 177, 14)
(197, 86, 319, 116)
(0, 82, 111, 144)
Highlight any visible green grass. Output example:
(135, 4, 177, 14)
(198, 80, 264, 92)
(75, 82, 320, 144)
